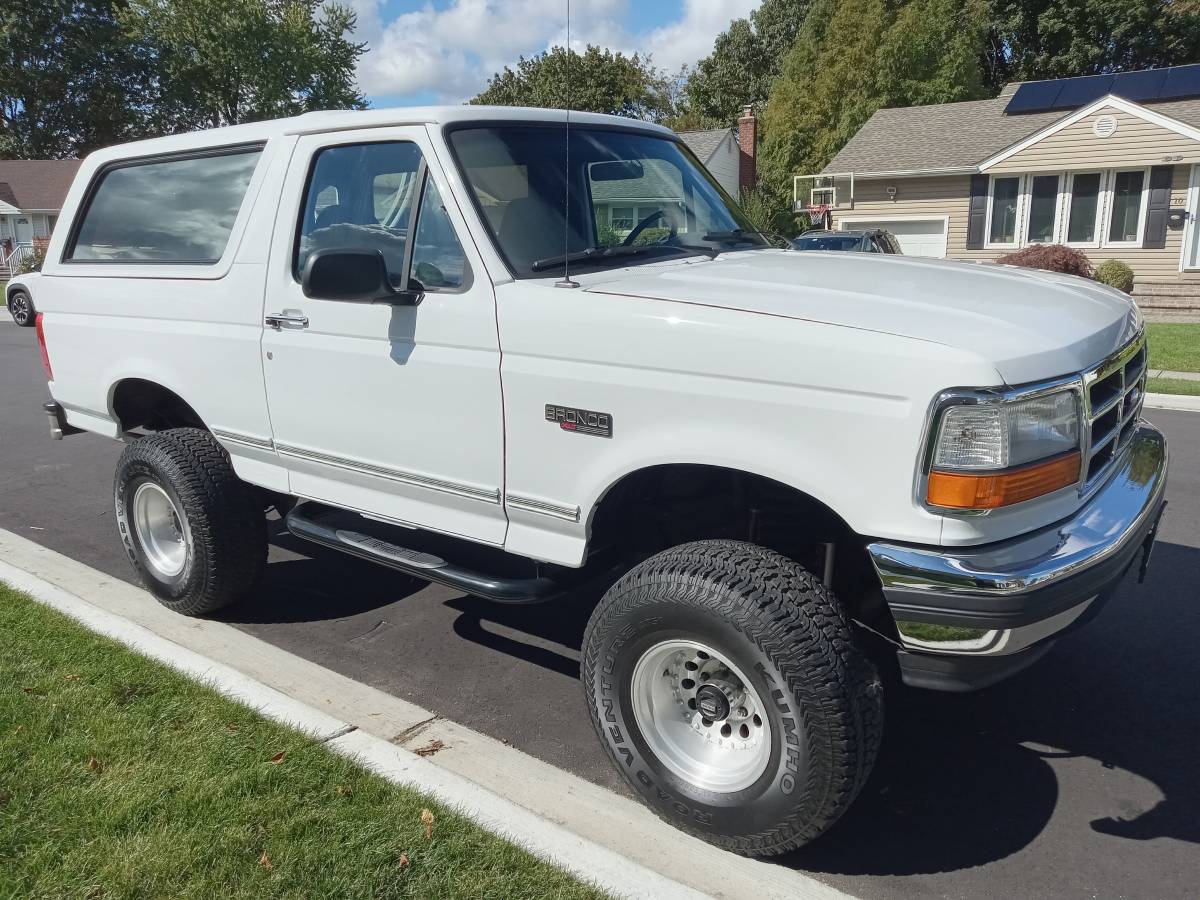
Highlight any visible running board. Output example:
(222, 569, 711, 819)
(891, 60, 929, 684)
(285, 504, 566, 604)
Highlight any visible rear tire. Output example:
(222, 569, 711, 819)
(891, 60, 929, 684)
(7, 289, 34, 327)
(582, 539, 882, 856)
(114, 428, 266, 615)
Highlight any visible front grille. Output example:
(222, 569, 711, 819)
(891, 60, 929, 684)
(1083, 336, 1146, 487)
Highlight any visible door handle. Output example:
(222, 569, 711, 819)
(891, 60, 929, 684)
(265, 310, 309, 330)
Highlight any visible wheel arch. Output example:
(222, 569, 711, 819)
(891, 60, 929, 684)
(109, 377, 208, 433)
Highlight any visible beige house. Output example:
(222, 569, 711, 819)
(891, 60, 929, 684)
(807, 66, 1200, 311)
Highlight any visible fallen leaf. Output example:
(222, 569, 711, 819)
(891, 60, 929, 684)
(420, 808, 434, 840)
(413, 739, 444, 758)
(0, 791, 10, 806)
(398, 851, 409, 870)
(335, 784, 352, 796)
(268, 751, 286, 765)
(225, 724, 240, 733)
(21, 687, 43, 695)
(64, 675, 81, 682)
(258, 851, 273, 870)
(87, 757, 103, 774)
(12, 725, 22, 735)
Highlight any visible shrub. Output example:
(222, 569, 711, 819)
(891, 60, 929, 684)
(15, 236, 48, 275)
(996, 244, 1094, 279)
(1095, 259, 1135, 293)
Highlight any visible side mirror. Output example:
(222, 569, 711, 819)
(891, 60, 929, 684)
(301, 249, 421, 305)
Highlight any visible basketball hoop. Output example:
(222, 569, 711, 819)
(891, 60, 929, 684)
(803, 204, 832, 229)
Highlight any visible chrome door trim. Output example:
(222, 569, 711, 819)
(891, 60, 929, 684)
(275, 442, 501, 504)
(505, 493, 581, 522)
(211, 428, 276, 452)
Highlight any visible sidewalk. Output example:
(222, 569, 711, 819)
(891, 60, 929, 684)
(1149, 369, 1200, 381)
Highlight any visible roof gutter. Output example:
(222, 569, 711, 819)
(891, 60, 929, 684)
(822, 165, 979, 179)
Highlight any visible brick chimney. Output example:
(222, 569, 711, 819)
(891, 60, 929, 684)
(737, 104, 757, 194)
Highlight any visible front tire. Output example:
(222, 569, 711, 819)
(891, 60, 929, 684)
(582, 540, 882, 856)
(114, 428, 266, 615)
(7, 289, 34, 327)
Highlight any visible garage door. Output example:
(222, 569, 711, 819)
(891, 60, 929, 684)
(842, 219, 947, 258)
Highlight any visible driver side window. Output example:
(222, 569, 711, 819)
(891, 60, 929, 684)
(294, 141, 423, 281)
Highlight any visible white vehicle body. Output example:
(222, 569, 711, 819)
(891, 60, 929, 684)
(35, 106, 1147, 560)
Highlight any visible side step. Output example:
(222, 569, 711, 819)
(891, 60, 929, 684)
(285, 503, 567, 604)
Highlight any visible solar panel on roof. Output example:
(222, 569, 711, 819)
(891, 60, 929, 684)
(1160, 65, 1200, 101)
(1112, 68, 1167, 103)
(1004, 64, 1200, 115)
(1053, 73, 1114, 109)
(1004, 80, 1064, 114)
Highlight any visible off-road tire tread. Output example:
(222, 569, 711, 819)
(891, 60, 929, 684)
(115, 428, 266, 615)
(582, 539, 883, 856)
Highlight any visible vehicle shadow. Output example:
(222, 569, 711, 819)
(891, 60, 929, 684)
(215, 528, 430, 624)
(783, 538, 1200, 876)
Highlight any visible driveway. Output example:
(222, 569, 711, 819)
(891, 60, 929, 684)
(2, 317, 1197, 900)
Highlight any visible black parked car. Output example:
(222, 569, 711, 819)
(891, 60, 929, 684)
(792, 228, 902, 254)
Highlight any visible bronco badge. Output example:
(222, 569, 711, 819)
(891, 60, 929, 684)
(545, 404, 613, 439)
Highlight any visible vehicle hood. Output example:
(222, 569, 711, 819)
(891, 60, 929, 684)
(582, 250, 1141, 385)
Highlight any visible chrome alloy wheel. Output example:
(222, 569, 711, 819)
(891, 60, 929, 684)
(131, 481, 190, 578)
(630, 639, 772, 793)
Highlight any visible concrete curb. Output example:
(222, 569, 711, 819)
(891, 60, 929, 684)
(0, 529, 854, 900)
(1144, 392, 1200, 412)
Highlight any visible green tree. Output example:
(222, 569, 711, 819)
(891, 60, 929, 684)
(471, 45, 675, 121)
(0, 0, 149, 158)
(680, 0, 811, 129)
(759, 0, 990, 203)
(123, 0, 366, 132)
(983, 0, 1200, 91)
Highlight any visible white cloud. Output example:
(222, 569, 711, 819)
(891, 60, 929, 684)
(641, 0, 760, 73)
(353, 0, 761, 102)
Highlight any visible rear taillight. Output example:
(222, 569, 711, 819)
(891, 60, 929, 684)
(35, 313, 53, 380)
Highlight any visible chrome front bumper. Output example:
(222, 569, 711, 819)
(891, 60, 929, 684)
(868, 421, 1168, 691)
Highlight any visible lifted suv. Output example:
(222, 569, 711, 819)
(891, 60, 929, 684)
(35, 106, 1168, 857)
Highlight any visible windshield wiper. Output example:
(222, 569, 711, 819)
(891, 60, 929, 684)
(702, 229, 761, 245)
(531, 245, 646, 272)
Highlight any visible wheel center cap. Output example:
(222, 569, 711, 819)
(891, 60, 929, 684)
(695, 683, 732, 721)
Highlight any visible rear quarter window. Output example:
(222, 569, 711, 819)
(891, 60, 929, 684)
(67, 146, 263, 264)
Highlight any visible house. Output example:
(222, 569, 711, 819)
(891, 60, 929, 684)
(0, 159, 81, 276)
(806, 64, 1200, 311)
(591, 107, 760, 239)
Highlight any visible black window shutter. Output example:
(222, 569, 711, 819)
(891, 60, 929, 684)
(966, 174, 989, 250)
(1143, 165, 1174, 249)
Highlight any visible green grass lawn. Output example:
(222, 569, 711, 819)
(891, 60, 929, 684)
(0, 586, 606, 900)
(1146, 323, 1200, 373)
(1146, 377, 1200, 397)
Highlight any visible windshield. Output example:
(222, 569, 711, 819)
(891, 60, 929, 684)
(447, 125, 769, 278)
(793, 234, 867, 252)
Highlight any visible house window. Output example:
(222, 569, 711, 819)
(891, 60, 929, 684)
(1065, 173, 1102, 244)
(611, 207, 634, 231)
(1025, 175, 1060, 244)
(988, 176, 1021, 246)
(1106, 170, 1146, 245)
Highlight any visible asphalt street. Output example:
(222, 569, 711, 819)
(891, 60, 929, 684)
(2, 316, 1197, 900)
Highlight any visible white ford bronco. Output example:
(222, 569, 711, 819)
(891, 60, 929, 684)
(35, 106, 1168, 856)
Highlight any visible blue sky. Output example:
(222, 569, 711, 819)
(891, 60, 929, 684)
(350, 0, 762, 107)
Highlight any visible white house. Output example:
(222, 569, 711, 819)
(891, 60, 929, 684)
(0, 159, 81, 275)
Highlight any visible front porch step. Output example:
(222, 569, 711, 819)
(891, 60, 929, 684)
(1133, 282, 1200, 297)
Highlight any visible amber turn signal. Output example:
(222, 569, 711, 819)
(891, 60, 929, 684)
(927, 452, 1081, 510)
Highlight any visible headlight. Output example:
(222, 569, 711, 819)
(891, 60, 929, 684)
(926, 389, 1081, 510)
